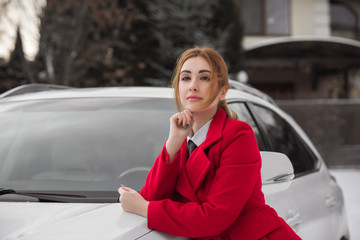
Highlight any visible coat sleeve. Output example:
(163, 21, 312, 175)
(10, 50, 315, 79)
(140, 140, 182, 201)
(147, 123, 262, 238)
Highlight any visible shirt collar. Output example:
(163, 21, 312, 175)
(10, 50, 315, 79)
(187, 118, 213, 147)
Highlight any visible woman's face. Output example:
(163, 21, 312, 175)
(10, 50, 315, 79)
(178, 56, 225, 113)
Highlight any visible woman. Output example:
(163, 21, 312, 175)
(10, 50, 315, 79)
(118, 47, 301, 240)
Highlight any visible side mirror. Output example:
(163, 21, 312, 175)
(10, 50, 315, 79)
(260, 151, 295, 194)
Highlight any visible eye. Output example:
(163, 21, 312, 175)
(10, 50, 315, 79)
(200, 76, 210, 81)
(181, 76, 191, 81)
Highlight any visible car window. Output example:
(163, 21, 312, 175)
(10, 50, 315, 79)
(0, 98, 174, 197)
(251, 104, 317, 176)
(228, 102, 266, 150)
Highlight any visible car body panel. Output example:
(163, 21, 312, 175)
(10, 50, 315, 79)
(0, 84, 349, 240)
(265, 164, 349, 240)
(0, 202, 186, 240)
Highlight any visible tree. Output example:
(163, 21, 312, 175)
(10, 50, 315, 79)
(7, 27, 28, 87)
(209, 0, 244, 76)
(32, 0, 243, 87)
(85, 0, 158, 86)
(35, 0, 157, 87)
(0, 0, 44, 92)
(147, 0, 244, 85)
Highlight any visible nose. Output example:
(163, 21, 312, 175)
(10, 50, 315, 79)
(189, 79, 198, 91)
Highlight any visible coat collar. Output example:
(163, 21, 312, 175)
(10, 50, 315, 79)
(176, 108, 227, 200)
(200, 107, 227, 149)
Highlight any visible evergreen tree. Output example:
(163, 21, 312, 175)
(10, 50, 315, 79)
(33, 0, 243, 87)
(35, 0, 156, 87)
(209, 0, 244, 76)
(147, 0, 243, 84)
(36, 0, 89, 86)
(7, 27, 28, 87)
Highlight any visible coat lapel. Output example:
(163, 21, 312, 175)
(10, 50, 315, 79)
(176, 142, 200, 202)
(176, 108, 227, 198)
(199, 107, 226, 150)
(185, 149, 211, 191)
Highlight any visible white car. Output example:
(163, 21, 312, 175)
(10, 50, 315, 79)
(0, 82, 349, 240)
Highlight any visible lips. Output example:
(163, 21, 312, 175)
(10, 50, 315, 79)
(187, 95, 202, 102)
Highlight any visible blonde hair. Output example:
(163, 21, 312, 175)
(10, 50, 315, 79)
(171, 46, 238, 120)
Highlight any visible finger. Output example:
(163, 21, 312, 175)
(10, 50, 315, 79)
(182, 111, 190, 126)
(183, 110, 194, 118)
(172, 112, 182, 126)
(174, 112, 185, 127)
(176, 114, 182, 126)
(179, 112, 188, 127)
(118, 184, 130, 193)
(121, 186, 134, 192)
(183, 110, 193, 125)
(118, 187, 125, 194)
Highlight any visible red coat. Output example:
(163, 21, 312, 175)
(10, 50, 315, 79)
(141, 108, 301, 240)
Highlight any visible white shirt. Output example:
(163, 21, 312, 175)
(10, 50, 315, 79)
(187, 119, 213, 147)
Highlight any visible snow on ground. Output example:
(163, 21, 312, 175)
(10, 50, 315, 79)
(330, 168, 360, 240)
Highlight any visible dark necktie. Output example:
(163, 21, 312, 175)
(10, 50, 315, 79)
(187, 139, 197, 156)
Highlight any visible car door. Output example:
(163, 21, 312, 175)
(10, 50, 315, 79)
(248, 103, 345, 240)
(228, 101, 303, 229)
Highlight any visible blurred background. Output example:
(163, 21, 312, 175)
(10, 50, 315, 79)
(0, 0, 359, 168)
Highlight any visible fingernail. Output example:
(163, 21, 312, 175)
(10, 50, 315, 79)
(188, 121, 192, 126)
(191, 113, 194, 118)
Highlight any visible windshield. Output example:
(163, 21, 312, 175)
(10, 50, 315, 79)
(0, 97, 174, 201)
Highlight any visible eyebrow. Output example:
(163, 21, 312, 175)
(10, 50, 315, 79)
(180, 70, 211, 74)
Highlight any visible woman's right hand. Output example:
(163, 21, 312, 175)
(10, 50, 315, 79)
(166, 110, 194, 162)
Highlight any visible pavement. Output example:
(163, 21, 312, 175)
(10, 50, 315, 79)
(330, 168, 360, 240)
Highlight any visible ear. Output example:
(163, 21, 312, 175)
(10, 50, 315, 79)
(219, 87, 227, 101)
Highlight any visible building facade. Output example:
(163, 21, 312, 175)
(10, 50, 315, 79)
(239, 0, 360, 100)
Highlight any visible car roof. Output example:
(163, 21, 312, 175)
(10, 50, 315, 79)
(0, 86, 269, 108)
(0, 82, 322, 164)
(0, 81, 276, 106)
(0, 86, 172, 101)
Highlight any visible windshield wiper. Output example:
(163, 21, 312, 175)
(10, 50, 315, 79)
(0, 188, 87, 202)
(0, 188, 119, 203)
(0, 188, 16, 195)
(0, 188, 39, 202)
(0, 189, 119, 203)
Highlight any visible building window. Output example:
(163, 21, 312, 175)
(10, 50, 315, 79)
(241, 0, 290, 35)
(330, 1, 358, 39)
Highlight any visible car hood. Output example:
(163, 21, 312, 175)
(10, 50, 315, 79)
(0, 202, 150, 240)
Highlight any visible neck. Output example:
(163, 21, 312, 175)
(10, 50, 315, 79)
(192, 107, 218, 134)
